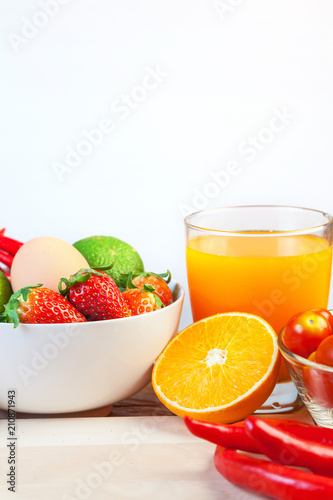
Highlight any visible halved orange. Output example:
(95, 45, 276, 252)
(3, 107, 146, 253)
(152, 312, 280, 423)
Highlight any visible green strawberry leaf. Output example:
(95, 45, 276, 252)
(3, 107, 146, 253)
(120, 270, 171, 288)
(120, 269, 172, 287)
(158, 270, 172, 283)
(1, 284, 42, 329)
(10, 298, 20, 309)
(153, 293, 164, 309)
(58, 278, 72, 296)
(7, 309, 19, 328)
(126, 271, 138, 290)
(93, 262, 114, 271)
(58, 267, 114, 296)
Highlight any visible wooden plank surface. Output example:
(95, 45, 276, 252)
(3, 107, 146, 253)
(0, 384, 313, 500)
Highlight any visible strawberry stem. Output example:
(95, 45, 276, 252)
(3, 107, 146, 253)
(58, 266, 113, 297)
(123, 270, 172, 289)
(58, 277, 72, 296)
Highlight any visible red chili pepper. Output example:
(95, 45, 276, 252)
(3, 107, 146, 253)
(0, 235, 23, 256)
(184, 416, 332, 453)
(245, 417, 333, 477)
(0, 251, 14, 268)
(214, 446, 333, 500)
(184, 416, 259, 452)
(0, 228, 5, 236)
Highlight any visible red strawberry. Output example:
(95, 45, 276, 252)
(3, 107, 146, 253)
(126, 271, 173, 307)
(122, 288, 163, 316)
(59, 268, 131, 321)
(0, 284, 87, 327)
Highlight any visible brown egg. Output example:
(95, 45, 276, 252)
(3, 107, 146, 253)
(11, 236, 89, 293)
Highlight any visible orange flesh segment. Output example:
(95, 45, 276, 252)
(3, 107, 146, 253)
(153, 314, 277, 410)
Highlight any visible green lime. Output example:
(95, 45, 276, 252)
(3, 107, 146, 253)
(0, 270, 12, 314)
(73, 236, 144, 287)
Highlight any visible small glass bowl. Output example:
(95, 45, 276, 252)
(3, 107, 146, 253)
(278, 328, 333, 428)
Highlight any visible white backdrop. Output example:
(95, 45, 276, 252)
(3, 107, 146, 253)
(1, 0, 333, 329)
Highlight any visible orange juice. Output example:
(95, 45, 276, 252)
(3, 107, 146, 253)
(186, 234, 332, 381)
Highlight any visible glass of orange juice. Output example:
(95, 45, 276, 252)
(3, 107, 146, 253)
(185, 206, 333, 413)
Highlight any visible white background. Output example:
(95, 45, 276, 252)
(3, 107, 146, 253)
(1, 0, 333, 328)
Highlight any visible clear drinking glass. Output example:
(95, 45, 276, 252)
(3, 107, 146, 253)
(185, 205, 333, 412)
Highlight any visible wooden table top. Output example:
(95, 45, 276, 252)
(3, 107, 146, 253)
(0, 384, 312, 500)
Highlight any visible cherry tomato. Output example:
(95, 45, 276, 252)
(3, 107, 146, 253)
(315, 336, 333, 367)
(307, 352, 316, 362)
(312, 308, 333, 331)
(282, 310, 332, 359)
(303, 349, 333, 408)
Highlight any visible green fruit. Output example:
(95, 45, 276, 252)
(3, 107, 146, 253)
(0, 270, 13, 314)
(73, 236, 144, 287)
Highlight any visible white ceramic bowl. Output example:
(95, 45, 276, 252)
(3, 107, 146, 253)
(0, 282, 184, 415)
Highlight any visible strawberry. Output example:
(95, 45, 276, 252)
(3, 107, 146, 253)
(0, 284, 87, 327)
(122, 287, 163, 316)
(125, 271, 173, 306)
(59, 268, 131, 321)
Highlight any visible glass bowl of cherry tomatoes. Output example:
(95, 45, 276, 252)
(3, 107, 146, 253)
(278, 308, 333, 428)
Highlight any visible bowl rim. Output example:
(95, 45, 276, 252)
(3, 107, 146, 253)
(0, 281, 185, 330)
(278, 327, 333, 373)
